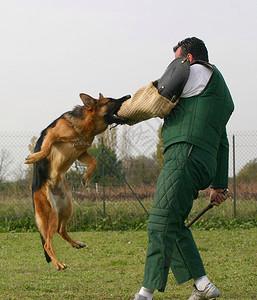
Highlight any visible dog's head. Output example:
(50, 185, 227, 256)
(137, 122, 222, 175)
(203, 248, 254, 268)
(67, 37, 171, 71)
(79, 93, 131, 125)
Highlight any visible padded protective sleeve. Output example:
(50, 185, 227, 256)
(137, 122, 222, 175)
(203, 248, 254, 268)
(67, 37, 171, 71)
(154, 57, 190, 102)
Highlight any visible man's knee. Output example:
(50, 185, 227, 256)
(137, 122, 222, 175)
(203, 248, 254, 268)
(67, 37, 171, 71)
(148, 208, 169, 232)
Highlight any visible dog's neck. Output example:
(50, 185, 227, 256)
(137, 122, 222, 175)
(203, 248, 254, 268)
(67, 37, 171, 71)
(64, 111, 108, 141)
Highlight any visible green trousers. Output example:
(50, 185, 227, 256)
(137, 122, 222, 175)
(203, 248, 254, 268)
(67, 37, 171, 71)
(143, 142, 217, 292)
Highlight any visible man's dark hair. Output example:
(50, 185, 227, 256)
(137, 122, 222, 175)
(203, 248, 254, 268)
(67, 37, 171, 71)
(173, 37, 209, 62)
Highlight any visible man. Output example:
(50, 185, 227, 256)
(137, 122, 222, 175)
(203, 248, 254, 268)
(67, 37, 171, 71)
(134, 37, 234, 300)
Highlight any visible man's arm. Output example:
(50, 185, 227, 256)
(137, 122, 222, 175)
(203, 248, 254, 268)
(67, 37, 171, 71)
(209, 129, 229, 205)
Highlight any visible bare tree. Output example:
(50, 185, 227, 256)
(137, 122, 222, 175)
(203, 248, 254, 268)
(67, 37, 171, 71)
(95, 127, 117, 151)
(119, 126, 130, 160)
(24, 136, 38, 183)
(0, 149, 12, 182)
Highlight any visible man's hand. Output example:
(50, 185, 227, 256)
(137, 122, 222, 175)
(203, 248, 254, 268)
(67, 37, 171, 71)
(209, 188, 228, 206)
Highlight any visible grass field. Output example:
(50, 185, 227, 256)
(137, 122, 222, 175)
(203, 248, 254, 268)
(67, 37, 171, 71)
(0, 229, 257, 299)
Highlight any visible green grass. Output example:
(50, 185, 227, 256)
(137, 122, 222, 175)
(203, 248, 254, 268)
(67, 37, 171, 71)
(0, 229, 257, 299)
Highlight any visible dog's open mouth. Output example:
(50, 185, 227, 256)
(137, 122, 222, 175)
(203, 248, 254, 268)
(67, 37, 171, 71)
(112, 94, 131, 114)
(105, 95, 131, 125)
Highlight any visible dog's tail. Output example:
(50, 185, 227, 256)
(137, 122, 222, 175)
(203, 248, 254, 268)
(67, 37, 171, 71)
(32, 160, 52, 263)
(32, 133, 52, 263)
(32, 162, 52, 263)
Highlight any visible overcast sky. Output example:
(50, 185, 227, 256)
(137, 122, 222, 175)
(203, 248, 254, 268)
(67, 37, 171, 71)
(0, 0, 257, 134)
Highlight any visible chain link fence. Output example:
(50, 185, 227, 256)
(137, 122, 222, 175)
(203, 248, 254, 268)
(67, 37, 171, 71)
(0, 122, 257, 231)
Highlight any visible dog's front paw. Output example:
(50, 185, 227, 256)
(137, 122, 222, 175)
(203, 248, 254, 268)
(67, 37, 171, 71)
(25, 152, 46, 164)
(24, 154, 36, 164)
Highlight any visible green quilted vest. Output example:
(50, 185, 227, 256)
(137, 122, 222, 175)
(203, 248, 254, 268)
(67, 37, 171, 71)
(162, 65, 234, 156)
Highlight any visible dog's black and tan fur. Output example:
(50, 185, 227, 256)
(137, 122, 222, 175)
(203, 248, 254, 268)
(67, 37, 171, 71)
(25, 93, 129, 270)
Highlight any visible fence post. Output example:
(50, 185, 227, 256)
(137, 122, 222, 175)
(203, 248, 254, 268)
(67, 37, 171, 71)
(232, 134, 237, 218)
(101, 138, 106, 217)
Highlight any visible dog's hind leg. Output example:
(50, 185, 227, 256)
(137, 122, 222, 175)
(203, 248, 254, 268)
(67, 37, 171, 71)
(33, 186, 67, 270)
(54, 180, 86, 249)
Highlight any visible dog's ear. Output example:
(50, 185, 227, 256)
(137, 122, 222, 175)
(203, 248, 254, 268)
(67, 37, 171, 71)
(79, 93, 96, 110)
(99, 93, 104, 100)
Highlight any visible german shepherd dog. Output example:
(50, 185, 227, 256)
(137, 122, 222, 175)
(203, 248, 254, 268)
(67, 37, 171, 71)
(25, 93, 130, 270)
